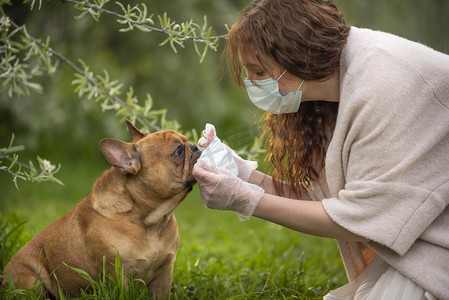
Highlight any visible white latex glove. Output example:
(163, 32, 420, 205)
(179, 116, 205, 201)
(198, 123, 216, 152)
(198, 123, 258, 182)
(193, 159, 264, 221)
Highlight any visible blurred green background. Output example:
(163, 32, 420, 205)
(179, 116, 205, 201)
(0, 0, 448, 286)
(1, 0, 448, 164)
(1, 0, 449, 172)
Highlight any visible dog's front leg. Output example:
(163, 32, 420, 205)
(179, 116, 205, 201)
(99, 256, 130, 292)
(147, 265, 173, 300)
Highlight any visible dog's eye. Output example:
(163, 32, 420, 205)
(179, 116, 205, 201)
(174, 145, 184, 157)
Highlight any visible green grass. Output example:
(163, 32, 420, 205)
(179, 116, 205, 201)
(0, 159, 347, 299)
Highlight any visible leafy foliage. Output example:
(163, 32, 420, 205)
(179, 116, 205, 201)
(0, 0, 265, 186)
(0, 17, 57, 97)
(1, 0, 219, 129)
(65, 0, 222, 62)
(0, 134, 63, 188)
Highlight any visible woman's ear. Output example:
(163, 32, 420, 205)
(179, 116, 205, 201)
(99, 138, 141, 175)
(126, 120, 146, 143)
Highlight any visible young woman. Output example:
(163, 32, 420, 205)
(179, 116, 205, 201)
(193, 0, 449, 298)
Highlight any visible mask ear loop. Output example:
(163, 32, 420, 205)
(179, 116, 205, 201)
(296, 79, 305, 92)
(277, 69, 304, 92)
(276, 69, 288, 81)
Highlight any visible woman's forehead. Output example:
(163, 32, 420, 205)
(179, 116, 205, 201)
(241, 57, 261, 69)
(239, 50, 278, 69)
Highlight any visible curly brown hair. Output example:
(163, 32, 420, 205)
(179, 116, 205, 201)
(225, 0, 349, 196)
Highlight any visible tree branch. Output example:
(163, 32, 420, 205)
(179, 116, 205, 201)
(7, 18, 158, 131)
(0, 152, 34, 171)
(61, 0, 228, 40)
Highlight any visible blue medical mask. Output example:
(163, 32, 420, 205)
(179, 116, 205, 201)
(244, 69, 305, 114)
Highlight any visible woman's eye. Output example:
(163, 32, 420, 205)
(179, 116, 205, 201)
(248, 70, 268, 80)
(245, 67, 267, 80)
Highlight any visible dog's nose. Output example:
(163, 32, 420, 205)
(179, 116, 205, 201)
(189, 144, 201, 154)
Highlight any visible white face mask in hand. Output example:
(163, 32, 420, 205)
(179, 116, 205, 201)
(198, 123, 258, 182)
(200, 138, 239, 176)
(244, 69, 305, 114)
(198, 124, 239, 176)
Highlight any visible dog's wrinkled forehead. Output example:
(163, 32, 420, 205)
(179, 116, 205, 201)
(137, 130, 188, 151)
(152, 130, 187, 143)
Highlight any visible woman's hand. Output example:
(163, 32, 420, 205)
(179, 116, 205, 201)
(193, 159, 264, 221)
(198, 123, 217, 152)
(198, 123, 258, 181)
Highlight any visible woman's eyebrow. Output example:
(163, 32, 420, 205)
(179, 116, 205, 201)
(244, 63, 263, 69)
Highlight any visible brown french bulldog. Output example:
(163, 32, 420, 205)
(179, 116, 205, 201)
(1, 121, 201, 299)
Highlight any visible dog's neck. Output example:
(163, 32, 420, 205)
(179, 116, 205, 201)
(91, 168, 186, 228)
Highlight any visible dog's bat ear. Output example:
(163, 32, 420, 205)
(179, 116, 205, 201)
(99, 138, 141, 175)
(126, 120, 146, 143)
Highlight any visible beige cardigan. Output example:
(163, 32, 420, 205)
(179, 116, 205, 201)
(309, 27, 449, 299)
